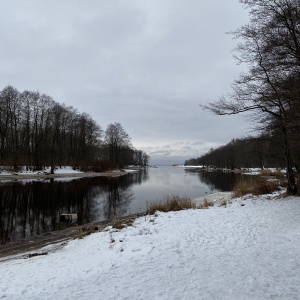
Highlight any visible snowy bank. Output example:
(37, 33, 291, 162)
(1, 195, 300, 299)
(0, 167, 128, 181)
(0, 166, 83, 175)
(194, 191, 232, 206)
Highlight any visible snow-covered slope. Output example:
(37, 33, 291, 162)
(1, 195, 300, 300)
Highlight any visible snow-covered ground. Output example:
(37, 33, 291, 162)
(0, 166, 140, 176)
(1, 194, 300, 300)
(0, 166, 83, 175)
(194, 191, 232, 206)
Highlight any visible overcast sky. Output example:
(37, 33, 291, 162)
(0, 0, 251, 164)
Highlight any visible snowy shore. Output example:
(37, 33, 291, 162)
(0, 166, 135, 181)
(1, 193, 300, 299)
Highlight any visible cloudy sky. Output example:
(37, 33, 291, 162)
(0, 0, 251, 164)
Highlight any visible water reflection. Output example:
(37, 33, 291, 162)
(0, 171, 149, 244)
(184, 169, 238, 191)
(0, 168, 237, 244)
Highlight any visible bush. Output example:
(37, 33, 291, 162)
(233, 176, 278, 197)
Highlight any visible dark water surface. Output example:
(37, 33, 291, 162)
(0, 167, 239, 244)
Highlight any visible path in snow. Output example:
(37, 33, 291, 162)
(1, 196, 300, 299)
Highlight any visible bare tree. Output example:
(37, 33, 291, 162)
(202, 0, 300, 194)
(104, 123, 131, 168)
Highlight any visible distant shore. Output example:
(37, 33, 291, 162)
(0, 171, 128, 181)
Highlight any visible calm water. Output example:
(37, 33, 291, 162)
(0, 167, 239, 244)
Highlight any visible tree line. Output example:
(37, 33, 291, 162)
(185, 135, 285, 170)
(201, 0, 300, 195)
(0, 85, 149, 172)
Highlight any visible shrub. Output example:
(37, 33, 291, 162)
(233, 176, 278, 197)
(147, 195, 196, 214)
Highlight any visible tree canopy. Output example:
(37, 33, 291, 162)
(0, 85, 149, 171)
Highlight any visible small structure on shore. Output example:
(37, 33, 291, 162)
(59, 213, 78, 224)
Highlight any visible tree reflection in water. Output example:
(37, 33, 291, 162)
(0, 169, 149, 245)
(184, 169, 239, 192)
(0, 168, 238, 245)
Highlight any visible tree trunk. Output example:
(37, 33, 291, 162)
(281, 125, 297, 195)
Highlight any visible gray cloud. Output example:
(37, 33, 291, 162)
(0, 0, 250, 164)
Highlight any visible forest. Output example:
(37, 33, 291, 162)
(184, 135, 285, 169)
(0, 85, 149, 172)
(193, 0, 300, 195)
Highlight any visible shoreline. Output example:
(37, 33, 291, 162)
(0, 192, 232, 261)
(0, 212, 144, 261)
(0, 171, 128, 181)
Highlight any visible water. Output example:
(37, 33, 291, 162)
(0, 167, 239, 244)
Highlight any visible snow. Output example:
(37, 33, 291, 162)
(1, 194, 300, 299)
(0, 166, 83, 175)
(194, 191, 232, 206)
(48, 166, 83, 174)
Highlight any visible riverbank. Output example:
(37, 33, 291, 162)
(0, 192, 232, 260)
(0, 213, 144, 261)
(1, 193, 299, 299)
(0, 171, 128, 181)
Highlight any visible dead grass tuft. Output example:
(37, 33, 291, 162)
(198, 199, 214, 209)
(272, 169, 285, 179)
(260, 169, 285, 179)
(233, 176, 278, 197)
(111, 215, 135, 230)
(260, 169, 273, 176)
(219, 200, 227, 207)
(76, 223, 99, 239)
(147, 195, 196, 214)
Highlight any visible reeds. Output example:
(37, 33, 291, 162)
(260, 169, 285, 179)
(233, 176, 278, 197)
(147, 195, 197, 214)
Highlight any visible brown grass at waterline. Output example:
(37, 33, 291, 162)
(260, 169, 285, 179)
(76, 224, 100, 239)
(147, 195, 198, 215)
(233, 176, 279, 197)
(198, 198, 214, 209)
(111, 215, 136, 230)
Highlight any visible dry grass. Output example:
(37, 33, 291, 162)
(147, 195, 197, 214)
(260, 169, 273, 176)
(272, 170, 285, 179)
(260, 169, 285, 179)
(76, 224, 99, 239)
(219, 200, 227, 208)
(111, 215, 136, 230)
(233, 176, 279, 197)
(198, 199, 214, 209)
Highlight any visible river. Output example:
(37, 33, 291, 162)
(0, 166, 239, 244)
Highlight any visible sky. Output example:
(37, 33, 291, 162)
(0, 0, 251, 165)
